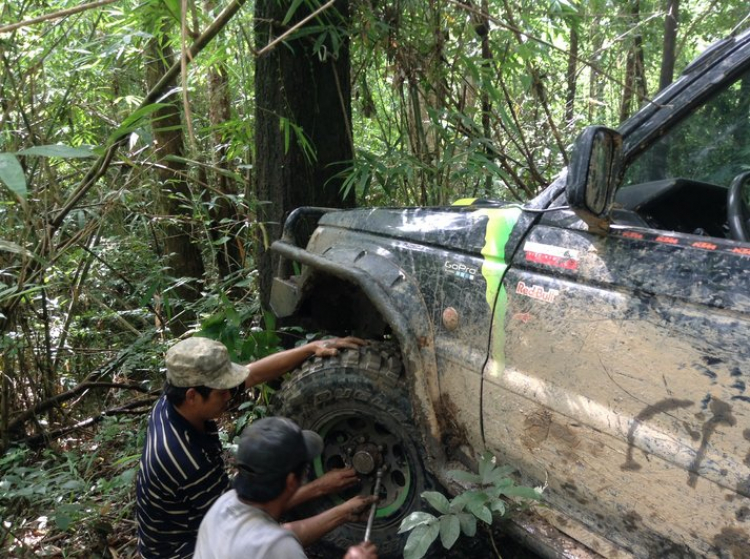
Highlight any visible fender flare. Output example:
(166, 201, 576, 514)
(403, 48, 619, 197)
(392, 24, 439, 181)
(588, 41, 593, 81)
(270, 238, 446, 468)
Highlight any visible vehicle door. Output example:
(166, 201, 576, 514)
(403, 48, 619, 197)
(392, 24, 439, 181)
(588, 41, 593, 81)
(482, 58, 750, 555)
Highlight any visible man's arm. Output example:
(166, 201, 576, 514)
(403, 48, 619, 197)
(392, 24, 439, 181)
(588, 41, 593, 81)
(244, 337, 365, 389)
(283, 495, 376, 547)
(286, 468, 360, 510)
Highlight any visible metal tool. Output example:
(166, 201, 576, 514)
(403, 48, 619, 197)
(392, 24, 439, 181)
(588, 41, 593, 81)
(363, 468, 383, 542)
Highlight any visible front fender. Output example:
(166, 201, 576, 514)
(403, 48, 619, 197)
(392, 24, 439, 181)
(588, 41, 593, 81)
(270, 238, 445, 468)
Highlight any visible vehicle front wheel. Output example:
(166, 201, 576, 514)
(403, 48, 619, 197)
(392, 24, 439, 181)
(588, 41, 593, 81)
(272, 341, 427, 558)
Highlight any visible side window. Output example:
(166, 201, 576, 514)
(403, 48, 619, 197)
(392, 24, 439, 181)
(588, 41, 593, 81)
(614, 68, 750, 238)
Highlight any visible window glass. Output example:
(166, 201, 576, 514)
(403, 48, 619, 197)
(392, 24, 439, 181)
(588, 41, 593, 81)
(622, 69, 750, 188)
(615, 68, 750, 238)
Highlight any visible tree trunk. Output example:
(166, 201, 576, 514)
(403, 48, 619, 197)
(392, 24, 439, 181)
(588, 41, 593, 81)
(480, 0, 493, 199)
(619, 0, 646, 122)
(659, 0, 680, 91)
(145, 31, 206, 334)
(565, 22, 579, 125)
(205, 0, 245, 281)
(254, 0, 354, 309)
(588, 15, 605, 122)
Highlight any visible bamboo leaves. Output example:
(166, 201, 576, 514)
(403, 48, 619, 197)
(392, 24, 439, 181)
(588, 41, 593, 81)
(0, 145, 96, 202)
(0, 154, 26, 202)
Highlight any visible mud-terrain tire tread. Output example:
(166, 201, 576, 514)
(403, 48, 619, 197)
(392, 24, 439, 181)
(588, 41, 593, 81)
(272, 341, 425, 559)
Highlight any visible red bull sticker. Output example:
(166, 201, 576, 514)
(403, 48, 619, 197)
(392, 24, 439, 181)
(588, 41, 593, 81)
(516, 281, 560, 303)
(523, 241, 579, 270)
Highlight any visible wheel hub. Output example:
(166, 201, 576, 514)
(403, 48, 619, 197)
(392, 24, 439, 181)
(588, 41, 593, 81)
(351, 442, 382, 475)
(314, 414, 414, 518)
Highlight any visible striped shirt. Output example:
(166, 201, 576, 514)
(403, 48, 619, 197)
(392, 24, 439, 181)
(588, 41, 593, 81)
(136, 395, 229, 558)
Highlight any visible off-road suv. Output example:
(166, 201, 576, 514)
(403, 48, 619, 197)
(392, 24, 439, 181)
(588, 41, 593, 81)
(269, 28, 750, 558)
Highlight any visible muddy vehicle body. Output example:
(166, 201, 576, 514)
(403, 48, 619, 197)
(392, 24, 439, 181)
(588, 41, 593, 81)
(270, 28, 750, 558)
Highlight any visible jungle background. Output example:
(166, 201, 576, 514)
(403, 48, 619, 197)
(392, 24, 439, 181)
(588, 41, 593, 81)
(0, 0, 748, 556)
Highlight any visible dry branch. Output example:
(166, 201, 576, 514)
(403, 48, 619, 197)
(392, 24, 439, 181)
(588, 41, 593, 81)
(20, 395, 159, 447)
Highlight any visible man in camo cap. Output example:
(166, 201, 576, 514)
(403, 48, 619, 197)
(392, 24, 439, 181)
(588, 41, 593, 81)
(136, 335, 365, 558)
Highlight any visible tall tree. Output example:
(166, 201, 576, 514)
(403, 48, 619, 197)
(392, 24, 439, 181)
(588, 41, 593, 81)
(254, 0, 355, 308)
(145, 14, 206, 334)
(620, 0, 649, 122)
(202, 0, 246, 282)
(659, 0, 680, 91)
(565, 18, 579, 125)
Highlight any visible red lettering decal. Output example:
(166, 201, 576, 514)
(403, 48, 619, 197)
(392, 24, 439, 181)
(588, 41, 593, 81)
(622, 231, 644, 240)
(731, 247, 750, 256)
(691, 241, 717, 250)
(525, 251, 578, 270)
(655, 236, 679, 245)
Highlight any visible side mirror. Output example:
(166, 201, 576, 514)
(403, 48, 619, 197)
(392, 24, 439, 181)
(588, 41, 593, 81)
(566, 126, 623, 233)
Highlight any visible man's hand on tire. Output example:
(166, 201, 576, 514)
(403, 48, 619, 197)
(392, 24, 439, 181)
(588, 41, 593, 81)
(312, 337, 367, 357)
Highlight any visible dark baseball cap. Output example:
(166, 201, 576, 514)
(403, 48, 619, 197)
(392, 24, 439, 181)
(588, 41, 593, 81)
(233, 417, 323, 495)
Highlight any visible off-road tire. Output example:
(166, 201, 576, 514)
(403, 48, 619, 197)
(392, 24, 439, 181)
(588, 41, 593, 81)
(272, 341, 427, 558)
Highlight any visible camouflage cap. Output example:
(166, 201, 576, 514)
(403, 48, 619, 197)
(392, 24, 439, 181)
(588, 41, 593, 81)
(165, 337, 247, 389)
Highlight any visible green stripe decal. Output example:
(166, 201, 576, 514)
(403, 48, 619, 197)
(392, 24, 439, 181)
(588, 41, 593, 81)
(479, 207, 522, 377)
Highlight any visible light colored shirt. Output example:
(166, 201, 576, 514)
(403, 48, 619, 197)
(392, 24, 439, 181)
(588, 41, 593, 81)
(195, 490, 307, 559)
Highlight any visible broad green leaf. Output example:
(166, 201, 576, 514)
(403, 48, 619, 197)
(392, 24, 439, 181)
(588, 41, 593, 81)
(60, 479, 85, 491)
(117, 468, 136, 485)
(486, 465, 515, 483)
(138, 280, 160, 307)
(0, 284, 44, 304)
(463, 491, 489, 508)
(0, 153, 27, 200)
(490, 499, 507, 516)
(398, 511, 436, 533)
(449, 490, 477, 511)
(112, 453, 141, 467)
(501, 485, 544, 501)
(478, 451, 496, 482)
(403, 522, 439, 559)
(55, 512, 73, 531)
(422, 491, 450, 514)
(466, 499, 492, 524)
(0, 240, 33, 259)
(109, 103, 171, 143)
(17, 145, 95, 158)
(282, 0, 304, 25)
(446, 469, 480, 484)
(162, 0, 181, 20)
(457, 512, 477, 537)
(439, 514, 460, 549)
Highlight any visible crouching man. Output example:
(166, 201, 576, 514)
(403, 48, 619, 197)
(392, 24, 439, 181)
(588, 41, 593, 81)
(195, 417, 377, 559)
(136, 336, 365, 558)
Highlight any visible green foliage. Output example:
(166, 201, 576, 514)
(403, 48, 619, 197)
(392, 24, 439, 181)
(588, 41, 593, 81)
(0, 416, 144, 553)
(194, 302, 284, 438)
(0, 154, 28, 201)
(399, 452, 544, 559)
(194, 298, 280, 362)
(0, 0, 746, 554)
(279, 116, 317, 164)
